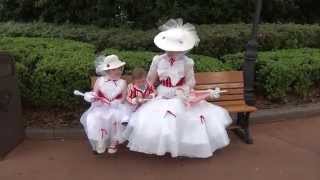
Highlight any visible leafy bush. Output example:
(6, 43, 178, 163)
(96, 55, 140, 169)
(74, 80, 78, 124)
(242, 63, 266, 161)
(1, 22, 320, 57)
(2, 37, 320, 107)
(0, 37, 229, 108)
(102, 48, 231, 74)
(1, 0, 320, 28)
(222, 48, 320, 101)
(0, 37, 95, 107)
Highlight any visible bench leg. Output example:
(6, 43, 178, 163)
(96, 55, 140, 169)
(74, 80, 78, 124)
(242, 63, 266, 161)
(233, 112, 253, 144)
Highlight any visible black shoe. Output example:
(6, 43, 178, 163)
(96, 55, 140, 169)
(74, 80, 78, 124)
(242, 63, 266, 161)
(121, 122, 128, 126)
(92, 150, 98, 155)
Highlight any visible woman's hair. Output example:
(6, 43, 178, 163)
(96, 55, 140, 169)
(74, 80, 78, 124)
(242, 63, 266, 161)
(95, 55, 107, 76)
(131, 68, 146, 80)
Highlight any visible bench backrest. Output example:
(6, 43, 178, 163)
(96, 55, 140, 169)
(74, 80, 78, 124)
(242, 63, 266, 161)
(90, 70, 245, 106)
(194, 71, 244, 106)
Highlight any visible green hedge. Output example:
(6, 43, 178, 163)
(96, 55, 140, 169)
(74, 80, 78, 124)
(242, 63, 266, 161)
(2, 36, 319, 107)
(0, 37, 228, 108)
(103, 48, 231, 74)
(1, 0, 320, 28)
(1, 22, 320, 57)
(222, 48, 320, 101)
(0, 37, 95, 108)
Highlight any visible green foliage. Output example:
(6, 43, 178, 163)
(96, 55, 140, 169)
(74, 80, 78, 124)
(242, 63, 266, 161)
(2, 22, 320, 57)
(222, 48, 320, 101)
(0, 37, 229, 108)
(1, 0, 320, 28)
(2, 36, 320, 106)
(102, 48, 230, 74)
(0, 37, 95, 107)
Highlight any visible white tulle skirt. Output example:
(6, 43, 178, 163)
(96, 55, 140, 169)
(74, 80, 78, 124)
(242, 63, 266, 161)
(80, 100, 131, 153)
(123, 97, 232, 158)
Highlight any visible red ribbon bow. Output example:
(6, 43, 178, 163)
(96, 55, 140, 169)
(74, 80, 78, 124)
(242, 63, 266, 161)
(200, 115, 206, 124)
(100, 128, 108, 139)
(95, 90, 111, 104)
(169, 57, 175, 66)
(165, 110, 177, 118)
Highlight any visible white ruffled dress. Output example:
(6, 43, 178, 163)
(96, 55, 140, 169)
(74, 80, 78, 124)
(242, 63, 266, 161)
(80, 76, 130, 153)
(123, 54, 232, 158)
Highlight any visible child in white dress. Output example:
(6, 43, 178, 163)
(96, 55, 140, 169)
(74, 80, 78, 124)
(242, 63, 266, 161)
(79, 55, 130, 154)
(124, 19, 232, 158)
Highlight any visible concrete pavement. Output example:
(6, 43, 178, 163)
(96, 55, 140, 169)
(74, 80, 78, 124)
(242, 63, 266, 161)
(1, 116, 319, 180)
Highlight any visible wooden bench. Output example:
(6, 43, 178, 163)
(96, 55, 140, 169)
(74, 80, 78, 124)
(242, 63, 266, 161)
(91, 70, 257, 144)
(195, 71, 257, 144)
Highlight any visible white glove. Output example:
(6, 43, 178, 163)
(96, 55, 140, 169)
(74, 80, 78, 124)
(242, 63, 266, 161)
(176, 88, 187, 100)
(131, 98, 138, 105)
(209, 87, 222, 99)
(136, 97, 144, 104)
(84, 92, 96, 102)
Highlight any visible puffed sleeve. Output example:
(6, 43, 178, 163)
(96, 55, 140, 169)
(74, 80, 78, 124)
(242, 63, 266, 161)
(126, 83, 137, 104)
(148, 83, 157, 98)
(118, 79, 127, 102)
(147, 55, 160, 85)
(93, 77, 102, 93)
(185, 57, 196, 88)
(83, 77, 102, 103)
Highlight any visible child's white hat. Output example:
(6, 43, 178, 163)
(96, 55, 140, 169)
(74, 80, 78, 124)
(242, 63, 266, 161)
(95, 55, 126, 75)
(154, 18, 200, 52)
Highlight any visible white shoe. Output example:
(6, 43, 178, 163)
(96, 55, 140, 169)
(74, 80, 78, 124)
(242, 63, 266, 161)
(96, 142, 105, 154)
(107, 147, 118, 154)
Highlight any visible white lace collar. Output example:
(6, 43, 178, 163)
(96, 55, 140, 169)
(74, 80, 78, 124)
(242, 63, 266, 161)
(157, 53, 185, 86)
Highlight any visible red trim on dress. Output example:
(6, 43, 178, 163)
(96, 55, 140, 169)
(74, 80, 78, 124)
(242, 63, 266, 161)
(160, 77, 185, 87)
(126, 82, 155, 104)
(200, 115, 206, 124)
(100, 128, 108, 139)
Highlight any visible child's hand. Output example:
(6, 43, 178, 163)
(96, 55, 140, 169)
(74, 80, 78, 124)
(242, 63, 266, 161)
(176, 88, 188, 101)
(136, 97, 144, 104)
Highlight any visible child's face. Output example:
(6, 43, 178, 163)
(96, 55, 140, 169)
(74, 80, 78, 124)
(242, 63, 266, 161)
(134, 77, 146, 86)
(107, 67, 123, 79)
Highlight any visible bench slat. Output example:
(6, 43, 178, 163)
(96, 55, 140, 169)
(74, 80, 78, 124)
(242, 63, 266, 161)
(195, 82, 244, 90)
(209, 94, 244, 102)
(90, 77, 96, 88)
(194, 88, 244, 95)
(223, 105, 257, 113)
(219, 88, 244, 95)
(212, 100, 246, 106)
(195, 71, 243, 84)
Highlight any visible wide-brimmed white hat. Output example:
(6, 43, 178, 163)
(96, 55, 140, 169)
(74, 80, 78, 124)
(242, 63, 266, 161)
(154, 19, 200, 52)
(95, 55, 126, 75)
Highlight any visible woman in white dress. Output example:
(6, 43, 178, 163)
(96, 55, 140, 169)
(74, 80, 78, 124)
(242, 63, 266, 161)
(123, 19, 232, 158)
(80, 55, 130, 154)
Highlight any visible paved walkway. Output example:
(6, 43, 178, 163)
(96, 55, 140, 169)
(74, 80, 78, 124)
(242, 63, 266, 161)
(1, 117, 319, 180)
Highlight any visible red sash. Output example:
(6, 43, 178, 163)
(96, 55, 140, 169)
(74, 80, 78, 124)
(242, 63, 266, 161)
(160, 77, 185, 87)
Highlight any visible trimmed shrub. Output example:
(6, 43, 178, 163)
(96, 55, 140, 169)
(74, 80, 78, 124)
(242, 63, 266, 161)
(222, 48, 320, 101)
(1, 0, 320, 28)
(0, 37, 229, 108)
(0, 37, 95, 107)
(3, 37, 320, 107)
(1, 22, 320, 57)
(102, 48, 231, 74)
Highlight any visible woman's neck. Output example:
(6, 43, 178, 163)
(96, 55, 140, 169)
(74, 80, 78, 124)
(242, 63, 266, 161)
(104, 75, 120, 81)
(166, 52, 184, 59)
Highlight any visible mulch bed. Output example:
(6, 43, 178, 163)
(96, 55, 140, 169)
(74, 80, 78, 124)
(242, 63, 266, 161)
(23, 93, 320, 128)
(23, 106, 86, 128)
